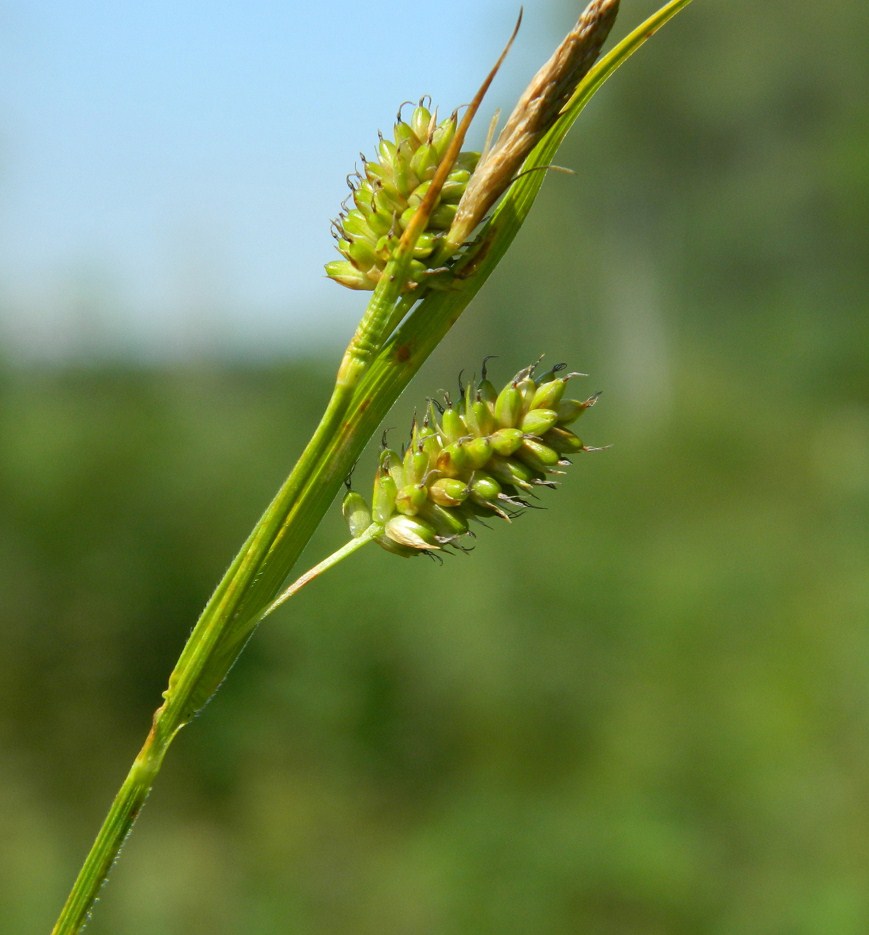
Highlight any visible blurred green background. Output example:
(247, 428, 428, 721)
(3, 1, 869, 932)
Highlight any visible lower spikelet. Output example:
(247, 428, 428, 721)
(325, 99, 479, 291)
(343, 358, 600, 555)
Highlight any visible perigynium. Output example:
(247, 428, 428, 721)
(50, 2, 696, 932)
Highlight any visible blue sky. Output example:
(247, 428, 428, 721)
(1, 0, 563, 360)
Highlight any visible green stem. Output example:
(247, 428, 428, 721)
(260, 525, 381, 620)
(49, 316, 391, 935)
(51, 711, 174, 934)
(51, 527, 379, 935)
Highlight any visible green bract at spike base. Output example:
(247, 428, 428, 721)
(325, 101, 480, 291)
(345, 360, 600, 556)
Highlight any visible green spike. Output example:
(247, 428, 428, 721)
(326, 100, 479, 291)
(347, 360, 598, 557)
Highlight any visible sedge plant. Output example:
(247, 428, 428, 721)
(51, 2, 695, 931)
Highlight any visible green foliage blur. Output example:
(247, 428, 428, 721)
(3, 1, 869, 931)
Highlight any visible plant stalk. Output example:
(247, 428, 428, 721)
(50, 3, 694, 931)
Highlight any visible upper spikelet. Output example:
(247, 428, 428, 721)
(343, 359, 600, 556)
(325, 100, 479, 291)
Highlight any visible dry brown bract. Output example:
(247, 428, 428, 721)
(449, 0, 620, 246)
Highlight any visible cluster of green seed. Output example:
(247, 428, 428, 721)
(325, 100, 479, 291)
(343, 360, 599, 555)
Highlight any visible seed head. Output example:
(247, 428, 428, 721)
(344, 359, 600, 556)
(325, 101, 480, 291)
